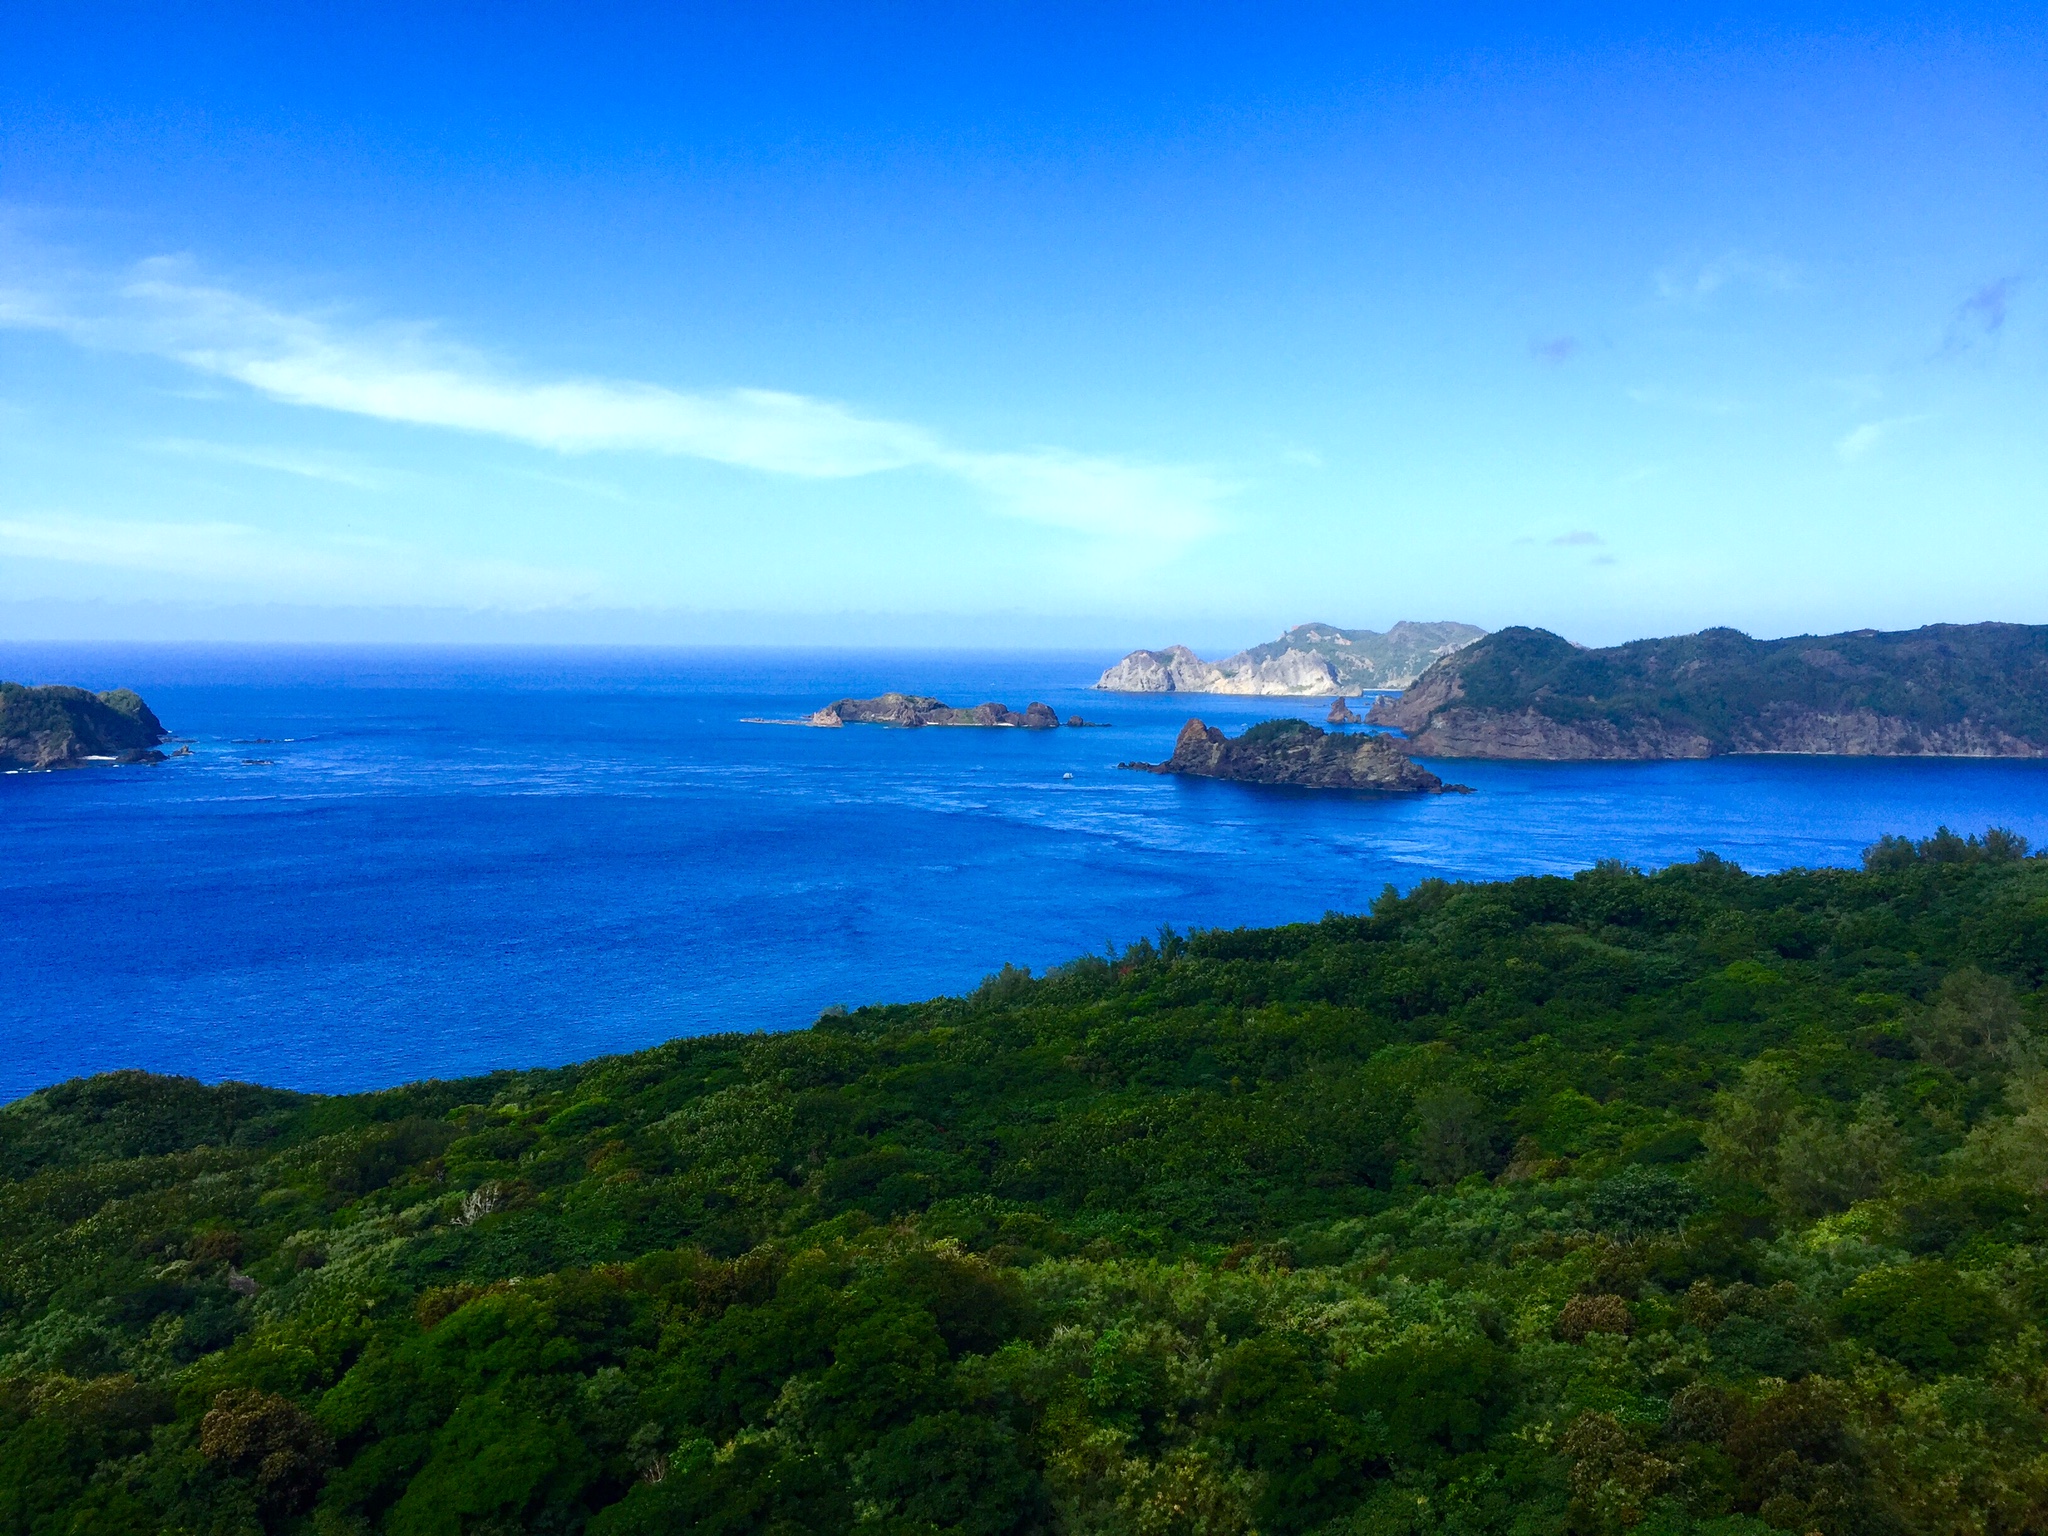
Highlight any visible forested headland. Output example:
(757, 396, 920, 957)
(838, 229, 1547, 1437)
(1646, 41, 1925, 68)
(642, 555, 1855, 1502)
(0, 683, 167, 770)
(5, 829, 2048, 1534)
(1368, 623, 2048, 759)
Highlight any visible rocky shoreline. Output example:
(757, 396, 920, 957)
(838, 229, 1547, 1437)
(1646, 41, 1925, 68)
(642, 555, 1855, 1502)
(0, 683, 168, 770)
(1096, 620, 1485, 696)
(804, 694, 1062, 729)
(1120, 717, 1463, 792)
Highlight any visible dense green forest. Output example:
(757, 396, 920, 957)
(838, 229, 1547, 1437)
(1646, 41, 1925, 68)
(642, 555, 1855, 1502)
(0, 683, 167, 769)
(1401, 623, 2048, 750)
(6, 829, 2048, 1535)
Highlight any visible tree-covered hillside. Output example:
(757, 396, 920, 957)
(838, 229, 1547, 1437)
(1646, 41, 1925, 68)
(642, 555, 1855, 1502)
(1372, 624, 2048, 757)
(0, 683, 167, 770)
(5, 831, 2048, 1534)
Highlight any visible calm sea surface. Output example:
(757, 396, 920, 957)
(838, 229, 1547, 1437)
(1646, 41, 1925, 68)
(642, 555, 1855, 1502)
(6, 643, 2048, 1101)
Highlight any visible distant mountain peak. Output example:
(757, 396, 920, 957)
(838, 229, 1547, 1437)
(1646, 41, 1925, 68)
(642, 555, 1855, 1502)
(1095, 621, 1486, 695)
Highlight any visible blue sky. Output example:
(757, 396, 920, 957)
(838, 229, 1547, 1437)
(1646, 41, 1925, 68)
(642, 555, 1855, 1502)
(1, 4, 2042, 648)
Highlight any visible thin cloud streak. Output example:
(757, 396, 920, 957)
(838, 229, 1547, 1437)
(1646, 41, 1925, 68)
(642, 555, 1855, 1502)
(146, 437, 391, 490)
(0, 510, 595, 607)
(1836, 415, 1927, 461)
(1, 257, 1229, 544)
(1653, 251, 1798, 303)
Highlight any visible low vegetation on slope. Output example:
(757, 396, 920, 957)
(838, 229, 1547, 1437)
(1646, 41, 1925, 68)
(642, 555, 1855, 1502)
(0, 683, 167, 770)
(5, 830, 2048, 1534)
(1370, 624, 2048, 757)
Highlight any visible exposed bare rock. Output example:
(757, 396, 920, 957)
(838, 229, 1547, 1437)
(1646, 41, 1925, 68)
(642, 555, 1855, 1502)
(1096, 621, 1487, 695)
(1327, 696, 1362, 724)
(1093, 644, 1223, 692)
(1119, 717, 1461, 792)
(805, 694, 1061, 729)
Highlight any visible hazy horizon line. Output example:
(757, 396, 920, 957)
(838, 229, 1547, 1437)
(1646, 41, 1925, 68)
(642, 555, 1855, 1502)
(1, 598, 2039, 655)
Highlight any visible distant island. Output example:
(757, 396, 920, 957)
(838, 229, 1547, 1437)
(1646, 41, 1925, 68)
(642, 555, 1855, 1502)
(1121, 717, 1460, 792)
(803, 694, 1061, 729)
(0, 683, 167, 770)
(1096, 620, 1486, 695)
(1368, 621, 2048, 758)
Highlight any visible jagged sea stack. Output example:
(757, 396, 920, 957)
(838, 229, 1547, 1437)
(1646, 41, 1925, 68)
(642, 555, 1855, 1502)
(1121, 718, 1463, 792)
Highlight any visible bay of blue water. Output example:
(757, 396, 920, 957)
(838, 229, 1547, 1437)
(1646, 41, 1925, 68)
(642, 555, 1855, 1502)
(5, 643, 2048, 1102)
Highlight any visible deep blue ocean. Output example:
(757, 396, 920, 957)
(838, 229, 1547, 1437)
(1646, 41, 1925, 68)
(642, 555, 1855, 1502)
(7, 643, 2048, 1103)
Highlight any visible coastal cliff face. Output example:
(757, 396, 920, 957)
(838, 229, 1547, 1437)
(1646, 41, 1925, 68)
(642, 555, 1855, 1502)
(1122, 717, 1454, 792)
(1094, 643, 1346, 695)
(0, 683, 168, 769)
(1097, 620, 1486, 695)
(809, 694, 1060, 729)
(1367, 622, 2048, 759)
(1094, 645, 1222, 693)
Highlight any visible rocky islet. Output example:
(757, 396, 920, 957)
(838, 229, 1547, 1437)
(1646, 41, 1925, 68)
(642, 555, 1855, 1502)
(805, 693, 1063, 729)
(1121, 716, 1462, 793)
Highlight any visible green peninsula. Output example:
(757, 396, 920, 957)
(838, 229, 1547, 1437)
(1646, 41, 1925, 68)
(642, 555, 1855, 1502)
(0, 683, 168, 770)
(1369, 622, 2048, 759)
(7, 830, 2048, 1533)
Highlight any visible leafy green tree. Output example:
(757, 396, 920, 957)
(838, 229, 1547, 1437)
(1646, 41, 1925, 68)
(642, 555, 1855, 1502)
(5, 837, 2048, 1533)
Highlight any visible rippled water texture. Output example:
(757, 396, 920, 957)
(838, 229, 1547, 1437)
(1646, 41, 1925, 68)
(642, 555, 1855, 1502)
(6, 643, 2048, 1099)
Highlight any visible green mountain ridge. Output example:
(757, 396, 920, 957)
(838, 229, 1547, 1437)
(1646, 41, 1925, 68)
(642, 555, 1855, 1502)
(6, 830, 2048, 1533)
(1368, 623, 2048, 759)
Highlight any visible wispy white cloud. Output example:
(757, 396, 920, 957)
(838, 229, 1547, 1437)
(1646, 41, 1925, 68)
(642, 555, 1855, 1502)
(0, 255, 1229, 544)
(0, 510, 594, 607)
(1654, 251, 1798, 303)
(1835, 415, 1928, 461)
(500, 467, 640, 506)
(145, 436, 392, 490)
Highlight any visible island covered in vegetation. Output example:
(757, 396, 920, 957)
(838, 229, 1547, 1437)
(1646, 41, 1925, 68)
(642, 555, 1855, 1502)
(5, 828, 2047, 1532)
(0, 682, 167, 770)
(1121, 717, 1458, 793)
(1368, 622, 2048, 759)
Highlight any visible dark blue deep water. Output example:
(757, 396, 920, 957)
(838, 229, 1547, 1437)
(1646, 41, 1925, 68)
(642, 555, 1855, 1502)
(7, 643, 2048, 1102)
